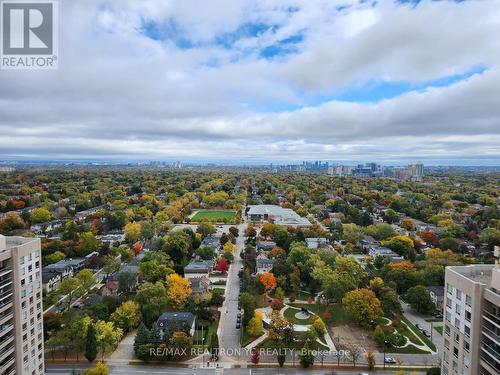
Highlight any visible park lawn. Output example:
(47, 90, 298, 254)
(386, 344, 430, 354)
(434, 326, 443, 335)
(400, 315, 436, 351)
(283, 306, 314, 325)
(191, 210, 236, 222)
(290, 303, 352, 326)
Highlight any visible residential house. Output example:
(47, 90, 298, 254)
(256, 240, 276, 252)
(156, 312, 196, 337)
(188, 276, 211, 295)
(427, 286, 444, 311)
(305, 237, 328, 249)
(256, 253, 276, 274)
(201, 235, 221, 253)
(42, 269, 62, 292)
(368, 246, 405, 262)
(184, 259, 213, 279)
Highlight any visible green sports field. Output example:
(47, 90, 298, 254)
(191, 210, 236, 222)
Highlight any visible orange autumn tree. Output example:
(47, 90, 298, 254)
(133, 242, 142, 255)
(258, 272, 277, 297)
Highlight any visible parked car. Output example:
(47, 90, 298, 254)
(236, 323, 241, 329)
(416, 324, 421, 330)
(423, 330, 431, 337)
(384, 357, 396, 364)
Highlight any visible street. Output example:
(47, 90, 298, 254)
(217, 215, 247, 361)
(46, 364, 428, 375)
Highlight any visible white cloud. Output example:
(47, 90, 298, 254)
(0, 0, 499, 164)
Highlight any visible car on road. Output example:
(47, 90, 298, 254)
(358, 373, 370, 375)
(416, 324, 421, 330)
(384, 357, 396, 364)
(236, 323, 240, 329)
(423, 329, 431, 337)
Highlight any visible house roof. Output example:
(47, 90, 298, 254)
(257, 258, 276, 267)
(184, 259, 212, 272)
(426, 286, 444, 297)
(156, 312, 195, 330)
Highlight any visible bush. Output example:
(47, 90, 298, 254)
(388, 332, 406, 347)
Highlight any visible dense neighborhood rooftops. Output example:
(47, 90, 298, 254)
(44, 257, 86, 271)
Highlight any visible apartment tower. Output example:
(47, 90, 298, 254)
(442, 246, 500, 375)
(0, 235, 44, 375)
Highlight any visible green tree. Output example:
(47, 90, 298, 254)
(30, 207, 51, 224)
(342, 223, 363, 245)
(406, 285, 435, 314)
(239, 292, 257, 327)
(85, 323, 98, 362)
(124, 222, 141, 243)
(95, 320, 123, 360)
(134, 323, 150, 354)
(135, 282, 167, 326)
(111, 301, 141, 332)
(342, 288, 383, 328)
(45, 251, 66, 265)
(196, 223, 216, 239)
(373, 325, 385, 346)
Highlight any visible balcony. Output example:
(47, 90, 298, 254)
(484, 311, 500, 327)
(0, 354, 15, 373)
(0, 268, 11, 279)
(0, 346, 14, 363)
(481, 342, 500, 364)
(483, 326, 500, 345)
(0, 324, 14, 338)
(0, 336, 14, 353)
(0, 312, 13, 326)
(0, 299, 12, 314)
(0, 289, 13, 303)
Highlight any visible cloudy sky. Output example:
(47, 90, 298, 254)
(1, 0, 500, 165)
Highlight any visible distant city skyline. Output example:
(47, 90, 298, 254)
(1, 1, 499, 164)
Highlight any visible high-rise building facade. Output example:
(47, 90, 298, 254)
(442, 247, 500, 375)
(0, 235, 44, 375)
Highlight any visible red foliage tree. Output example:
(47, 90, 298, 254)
(250, 349, 260, 364)
(216, 257, 229, 273)
(133, 242, 143, 254)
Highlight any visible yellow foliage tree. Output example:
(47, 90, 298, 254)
(165, 273, 192, 309)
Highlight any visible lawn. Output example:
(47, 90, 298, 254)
(290, 303, 352, 326)
(400, 315, 436, 351)
(283, 306, 314, 325)
(386, 345, 430, 354)
(434, 326, 443, 335)
(191, 210, 236, 222)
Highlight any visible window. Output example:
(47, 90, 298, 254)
(444, 352, 449, 363)
(464, 325, 470, 337)
(463, 340, 469, 352)
(465, 310, 471, 322)
(463, 356, 470, 368)
(445, 325, 451, 336)
(454, 333, 460, 343)
(445, 339, 450, 349)
(455, 318, 460, 329)
(456, 304, 461, 315)
(453, 360, 458, 371)
(465, 294, 472, 307)
(447, 298, 452, 308)
(443, 367, 448, 375)
(453, 347, 459, 358)
(447, 283, 453, 295)
(456, 289, 462, 300)
(446, 311, 452, 322)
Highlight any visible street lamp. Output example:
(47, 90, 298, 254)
(383, 340, 388, 369)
